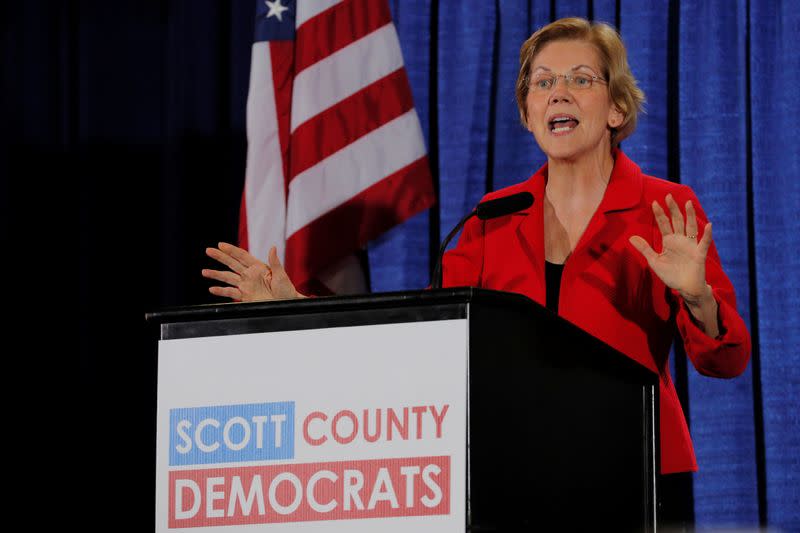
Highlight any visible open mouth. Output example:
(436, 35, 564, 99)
(549, 114, 579, 134)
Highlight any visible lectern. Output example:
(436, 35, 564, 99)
(147, 288, 658, 532)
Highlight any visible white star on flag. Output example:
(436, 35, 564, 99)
(265, 0, 289, 22)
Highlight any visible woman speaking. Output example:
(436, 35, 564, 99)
(203, 17, 751, 525)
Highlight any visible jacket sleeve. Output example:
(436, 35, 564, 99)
(441, 214, 485, 288)
(672, 186, 752, 378)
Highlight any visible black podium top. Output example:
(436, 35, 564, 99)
(146, 287, 533, 323)
(147, 288, 538, 341)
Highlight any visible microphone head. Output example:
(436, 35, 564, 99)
(475, 192, 534, 220)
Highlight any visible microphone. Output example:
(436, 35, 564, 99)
(431, 192, 534, 289)
(475, 191, 535, 220)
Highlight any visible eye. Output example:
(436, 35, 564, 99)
(533, 76, 554, 90)
(573, 74, 592, 87)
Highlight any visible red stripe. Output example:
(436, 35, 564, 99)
(238, 190, 249, 250)
(295, 0, 392, 74)
(296, 277, 336, 297)
(290, 68, 414, 179)
(269, 41, 295, 197)
(285, 157, 434, 288)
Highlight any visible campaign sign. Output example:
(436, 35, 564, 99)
(156, 319, 467, 532)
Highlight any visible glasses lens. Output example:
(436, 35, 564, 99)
(570, 74, 593, 89)
(531, 75, 555, 91)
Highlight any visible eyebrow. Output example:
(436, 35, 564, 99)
(531, 64, 600, 74)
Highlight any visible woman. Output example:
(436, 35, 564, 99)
(203, 17, 750, 524)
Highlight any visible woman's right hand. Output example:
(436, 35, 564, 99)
(202, 243, 304, 302)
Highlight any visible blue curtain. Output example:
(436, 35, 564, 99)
(749, 1, 800, 527)
(370, 0, 799, 529)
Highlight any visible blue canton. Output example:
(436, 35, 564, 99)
(255, 0, 296, 42)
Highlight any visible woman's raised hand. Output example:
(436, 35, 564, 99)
(628, 194, 714, 305)
(202, 243, 304, 302)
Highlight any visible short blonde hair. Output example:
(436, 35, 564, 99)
(515, 17, 645, 147)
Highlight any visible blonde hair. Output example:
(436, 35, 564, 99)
(515, 17, 645, 147)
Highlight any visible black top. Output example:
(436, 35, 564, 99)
(545, 260, 565, 313)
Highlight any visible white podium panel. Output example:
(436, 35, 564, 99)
(156, 319, 468, 532)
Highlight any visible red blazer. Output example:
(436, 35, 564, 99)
(442, 150, 751, 474)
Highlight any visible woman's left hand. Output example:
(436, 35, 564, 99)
(629, 193, 713, 305)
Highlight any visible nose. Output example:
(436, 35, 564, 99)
(548, 82, 572, 105)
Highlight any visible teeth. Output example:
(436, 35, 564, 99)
(552, 126, 573, 133)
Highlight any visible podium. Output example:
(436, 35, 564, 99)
(147, 288, 658, 532)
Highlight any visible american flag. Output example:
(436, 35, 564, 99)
(240, 0, 435, 295)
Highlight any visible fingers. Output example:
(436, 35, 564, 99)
(651, 200, 673, 237)
(206, 246, 246, 275)
(266, 246, 301, 299)
(267, 246, 289, 280)
(699, 222, 713, 255)
(201, 268, 241, 285)
(267, 246, 283, 270)
(219, 242, 258, 268)
(653, 195, 701, 240)
(629, 235, 658, 264)
(204, 243, 296, 301)
(208, 285, 243, 300)
(665, 194, 685, 235)
(685, 200, 698, 240)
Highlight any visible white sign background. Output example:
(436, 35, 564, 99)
(156, 318, 468, 532)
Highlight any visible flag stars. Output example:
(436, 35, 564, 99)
(265, 0, 289, 22)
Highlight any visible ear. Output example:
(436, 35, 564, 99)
(608, 106, 624, 129)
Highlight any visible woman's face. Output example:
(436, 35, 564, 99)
(525, 39, 623, 163)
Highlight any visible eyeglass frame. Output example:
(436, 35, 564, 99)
(526, 72, 608, 93)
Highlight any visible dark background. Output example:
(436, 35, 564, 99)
(4, 1, 254, 527)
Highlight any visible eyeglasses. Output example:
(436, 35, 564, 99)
(528, 72, 607, 92)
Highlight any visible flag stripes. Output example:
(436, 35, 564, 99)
(242, 0, 434, 293)
(290, 68, 414, 178)
(286, 157, 433, 285)
(290, 23, 405, 133)
(294, 0, 342, 30)
(242, 41, 288, 263)
(287, 109, 427, 236)
(294, 0, 392, 74)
